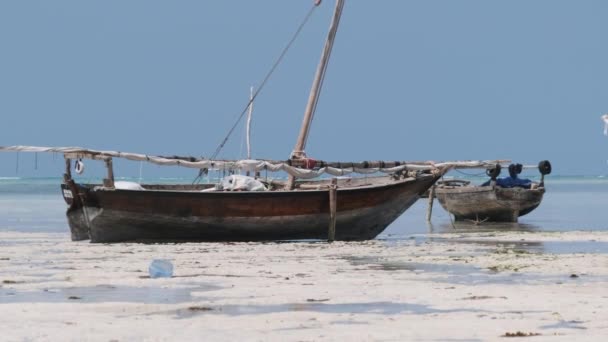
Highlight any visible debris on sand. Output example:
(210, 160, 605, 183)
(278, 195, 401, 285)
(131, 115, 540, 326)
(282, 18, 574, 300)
(502, 331, 541, 337)
(188, 306, 213, 312)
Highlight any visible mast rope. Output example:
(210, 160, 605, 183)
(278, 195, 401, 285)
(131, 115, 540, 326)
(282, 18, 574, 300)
(194, 3, 321, 184)
(453, 168, 488, 177)
(208, 3, 320, 161)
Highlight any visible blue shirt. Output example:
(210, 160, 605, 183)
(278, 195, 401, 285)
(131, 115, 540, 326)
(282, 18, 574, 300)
(495, 176, 532, 189)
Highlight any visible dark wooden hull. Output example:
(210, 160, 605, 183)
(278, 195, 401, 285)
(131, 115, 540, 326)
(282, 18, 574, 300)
(61, 174, 440, 243)
(434, 185, 545, 222)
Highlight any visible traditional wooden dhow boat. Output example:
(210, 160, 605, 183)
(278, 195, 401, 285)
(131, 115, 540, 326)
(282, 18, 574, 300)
(433, 161, 552, 223)
(0, 1, 451, 243)
(1, 146, 451, 242)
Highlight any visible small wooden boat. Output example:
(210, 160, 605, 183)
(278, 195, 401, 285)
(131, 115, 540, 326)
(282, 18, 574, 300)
(433, 161, 552, 222)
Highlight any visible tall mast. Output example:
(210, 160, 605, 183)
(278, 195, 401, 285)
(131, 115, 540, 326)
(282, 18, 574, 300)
(246, 86, 254, 160)
(288, 0, 345, 188)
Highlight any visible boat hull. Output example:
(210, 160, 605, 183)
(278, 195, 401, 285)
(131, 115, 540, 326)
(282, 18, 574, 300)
(61, 175, 440, 243)
(434, 185, 545, 222)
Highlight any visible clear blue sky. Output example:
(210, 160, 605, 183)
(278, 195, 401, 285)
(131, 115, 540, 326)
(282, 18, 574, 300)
(1, 0, 607, 178)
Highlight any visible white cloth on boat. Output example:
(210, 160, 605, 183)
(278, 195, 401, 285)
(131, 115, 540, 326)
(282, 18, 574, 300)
(218, 175, 267, 191)
(114, 181, 145, 190)
(235, 159, 259, 174)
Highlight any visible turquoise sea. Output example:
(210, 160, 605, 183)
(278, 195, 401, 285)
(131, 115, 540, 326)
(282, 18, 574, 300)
(1, 175, 607, 237)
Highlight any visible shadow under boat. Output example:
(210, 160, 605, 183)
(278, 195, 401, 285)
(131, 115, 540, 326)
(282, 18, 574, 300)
(426, 220, 542, 235)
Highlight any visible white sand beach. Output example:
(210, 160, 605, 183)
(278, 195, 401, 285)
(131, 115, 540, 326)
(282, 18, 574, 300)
(1, 230, 607, 341)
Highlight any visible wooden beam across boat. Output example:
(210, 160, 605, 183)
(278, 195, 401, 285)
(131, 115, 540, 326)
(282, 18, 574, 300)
(0, 145, 509, 173)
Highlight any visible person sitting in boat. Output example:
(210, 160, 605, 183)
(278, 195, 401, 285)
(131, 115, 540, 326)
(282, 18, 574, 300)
(485, 163, 533, 188)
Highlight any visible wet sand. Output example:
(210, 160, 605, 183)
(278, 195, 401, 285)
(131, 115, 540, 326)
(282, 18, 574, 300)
(1, 230, 608, 341)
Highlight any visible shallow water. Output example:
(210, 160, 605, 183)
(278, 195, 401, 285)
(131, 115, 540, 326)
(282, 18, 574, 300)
(342, 255, 608, 286)
(0, 283, 220, 304)
(379, 236, 608, 254)
(174, 301, 488, 317)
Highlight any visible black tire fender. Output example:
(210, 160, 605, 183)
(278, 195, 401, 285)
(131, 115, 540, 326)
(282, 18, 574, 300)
(486, 164, 501, 179)
(538, 160, 552, 175)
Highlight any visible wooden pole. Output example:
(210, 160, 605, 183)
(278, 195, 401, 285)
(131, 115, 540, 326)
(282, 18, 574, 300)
(64, 158, 72, 180)
(245, 86, 254, 177)
(246, 86, 253, 160)
(328, 178, 338, 242)
(104, 158, 115, 188)
(539, 174, 545, 187)
(287, 0, 345, 189)
(426, 185, 435, 222)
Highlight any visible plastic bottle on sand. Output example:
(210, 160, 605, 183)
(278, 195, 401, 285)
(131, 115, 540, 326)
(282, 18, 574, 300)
(149, 259, 173, 278)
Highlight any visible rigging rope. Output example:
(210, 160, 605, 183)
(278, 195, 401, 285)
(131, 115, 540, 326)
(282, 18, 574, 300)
(195, 3, 321, 183)
(209, 3, 320, 161)
(453, 168, 487, 177)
